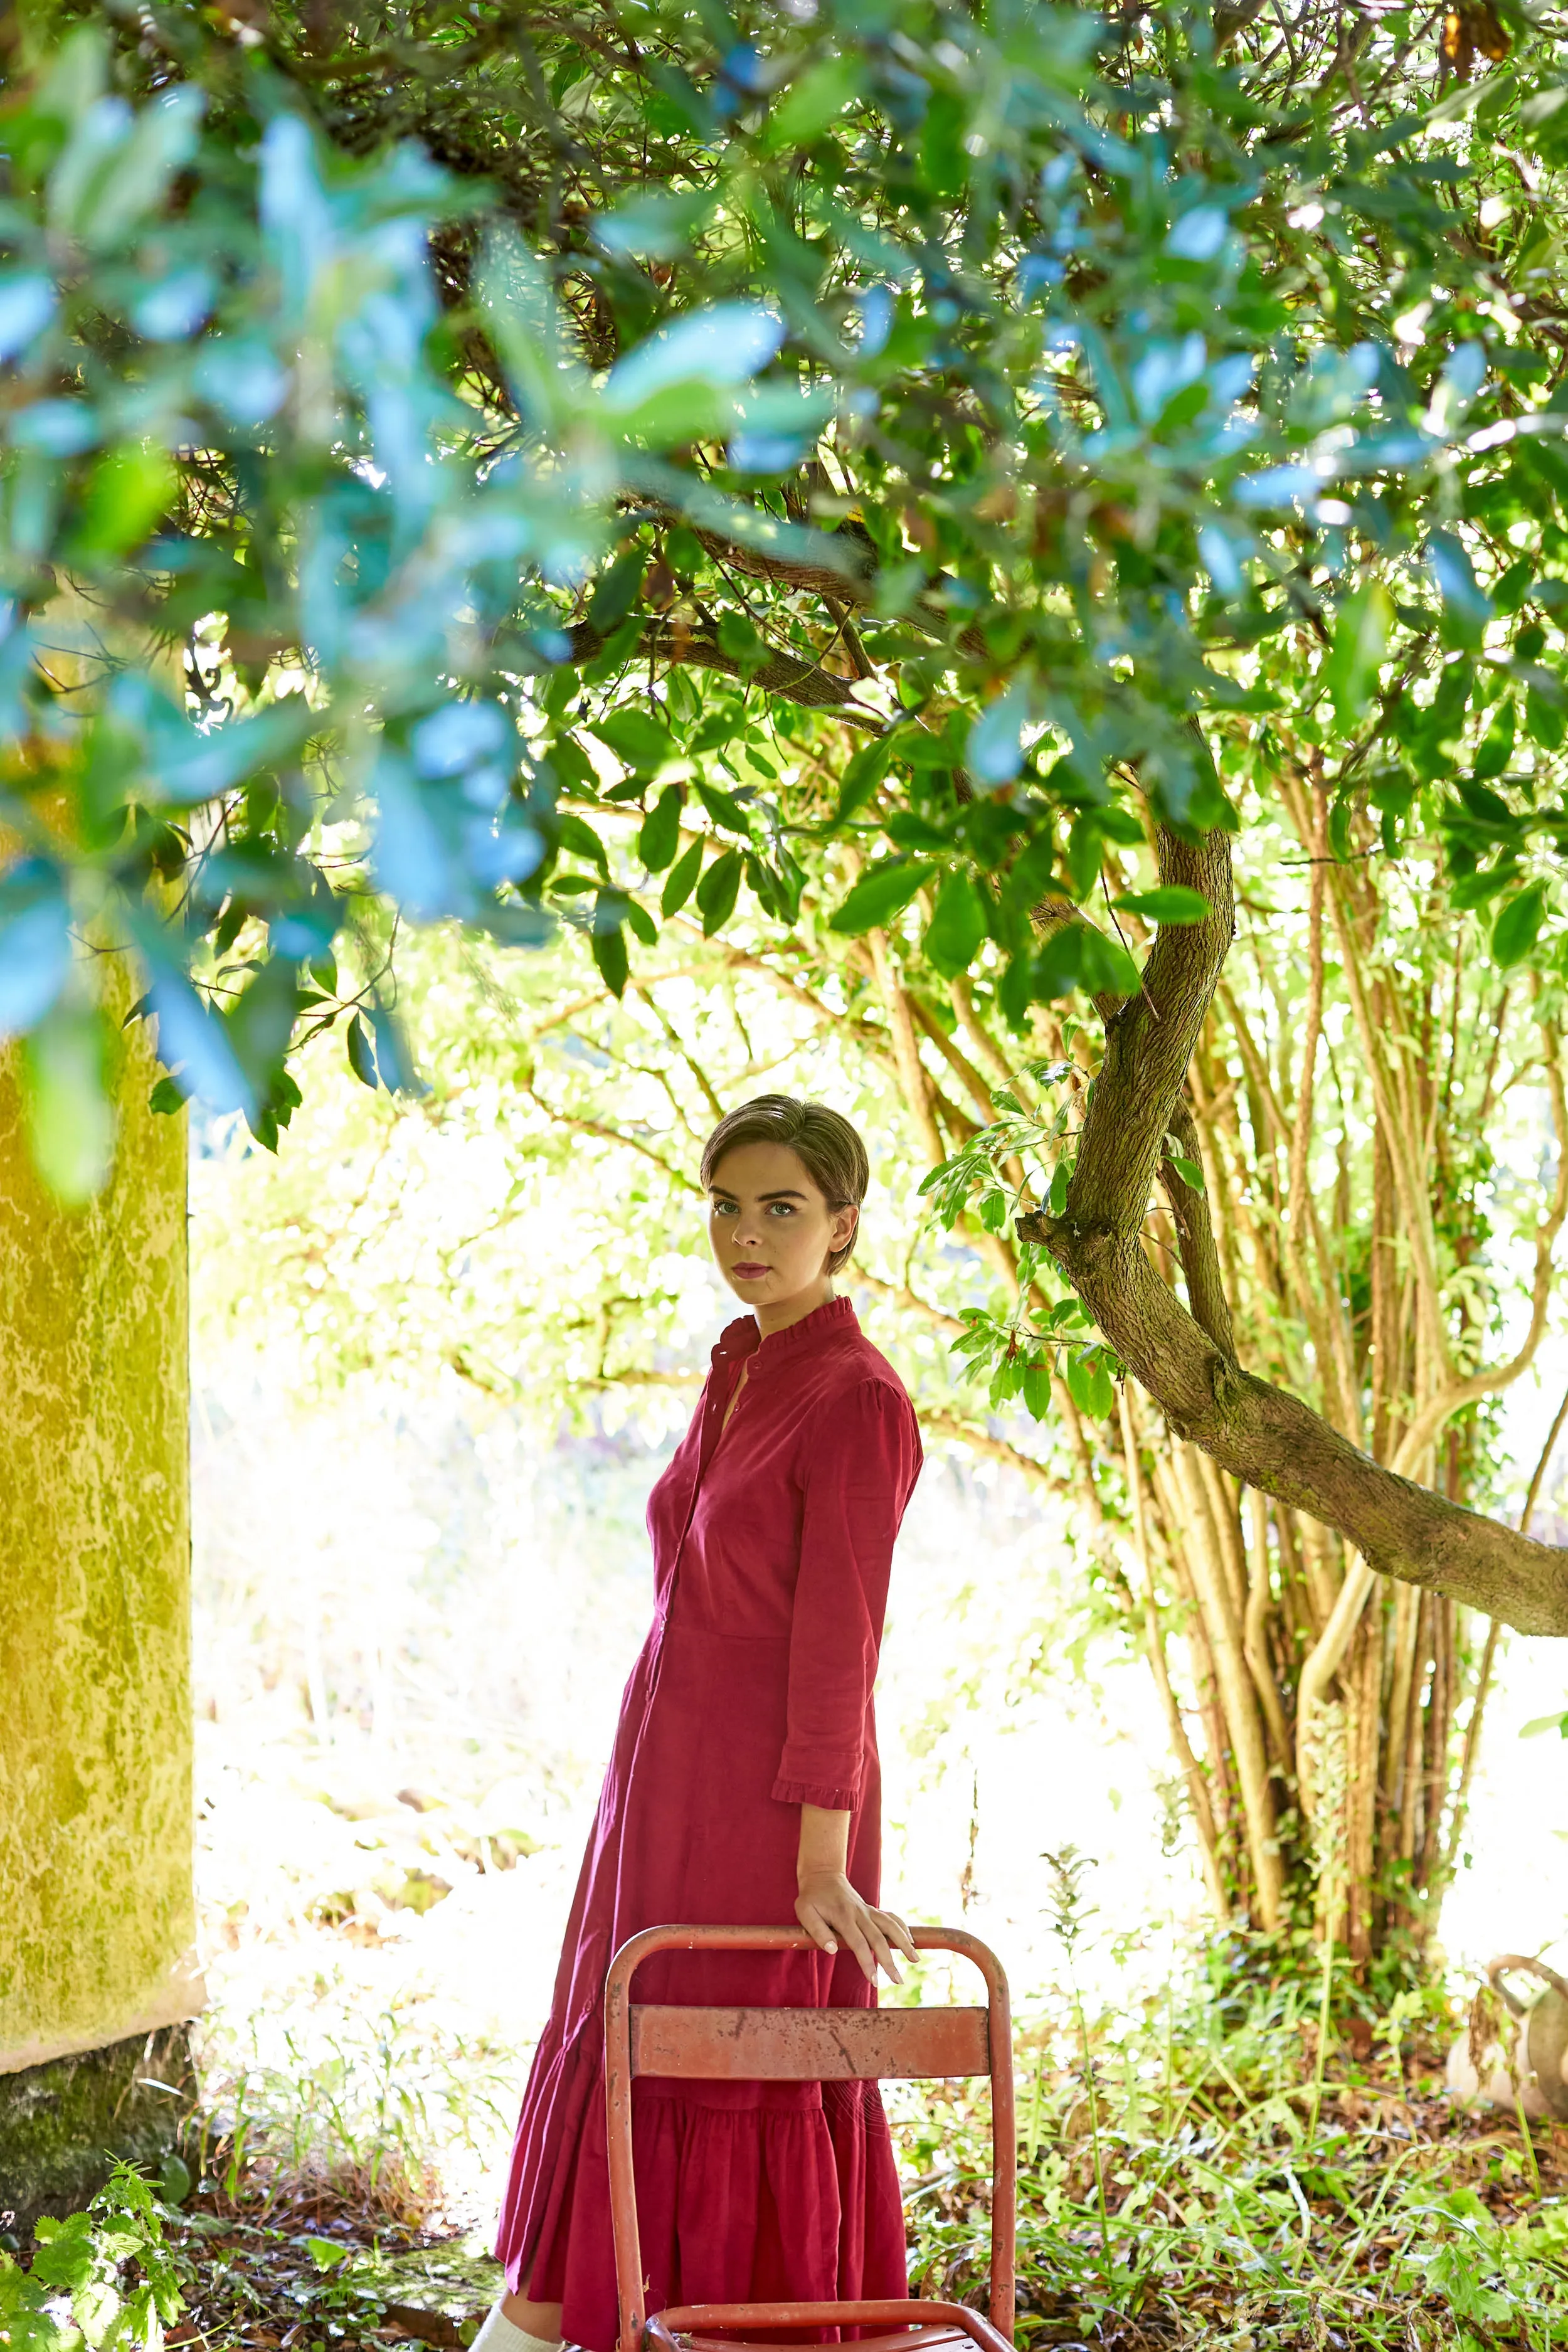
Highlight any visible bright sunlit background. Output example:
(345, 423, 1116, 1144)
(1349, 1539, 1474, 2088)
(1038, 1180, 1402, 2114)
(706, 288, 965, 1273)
(185, 933, 1568, 2234)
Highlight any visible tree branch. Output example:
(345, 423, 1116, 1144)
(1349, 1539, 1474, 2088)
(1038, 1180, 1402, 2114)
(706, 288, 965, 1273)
(566, 618, 882, 728)
(1014, 822, 1568, 1636)
(1157, 1099, 1237, 1360)
(1064, 821, 1236, 1237)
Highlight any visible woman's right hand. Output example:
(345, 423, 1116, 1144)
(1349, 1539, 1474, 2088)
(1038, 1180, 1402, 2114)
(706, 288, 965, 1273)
(796, 1870, 919, 1985)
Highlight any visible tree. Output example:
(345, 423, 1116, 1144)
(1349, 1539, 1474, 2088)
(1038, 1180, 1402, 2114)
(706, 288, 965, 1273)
(192, 847, 1564, 1963)
(5, 0, 1568, 1714)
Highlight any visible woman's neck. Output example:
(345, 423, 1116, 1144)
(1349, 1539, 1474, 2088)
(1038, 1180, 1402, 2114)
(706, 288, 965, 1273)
(753, 1277, 835, 1340)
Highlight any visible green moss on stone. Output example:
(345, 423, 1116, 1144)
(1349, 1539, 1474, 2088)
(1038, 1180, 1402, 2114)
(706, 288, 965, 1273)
(0, 2025, 194, 2228)
(0, 951, 194, 2075)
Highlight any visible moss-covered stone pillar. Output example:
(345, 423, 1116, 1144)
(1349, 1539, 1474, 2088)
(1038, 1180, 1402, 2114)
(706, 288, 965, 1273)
(0, 965, 198, 2220)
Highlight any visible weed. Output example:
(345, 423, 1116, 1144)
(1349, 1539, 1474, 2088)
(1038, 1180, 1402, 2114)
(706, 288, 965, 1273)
(189, 1999, 513, 2230)
(0, 2161, 183, 2351)
(896, 1959, 1568, 2351)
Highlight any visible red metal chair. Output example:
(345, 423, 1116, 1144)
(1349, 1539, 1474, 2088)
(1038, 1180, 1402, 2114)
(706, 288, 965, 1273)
(604, 1924, 1016, 2352)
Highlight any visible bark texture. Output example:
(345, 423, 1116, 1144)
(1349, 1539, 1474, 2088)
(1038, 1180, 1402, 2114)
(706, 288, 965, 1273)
(1017, 819, 1568, 1641)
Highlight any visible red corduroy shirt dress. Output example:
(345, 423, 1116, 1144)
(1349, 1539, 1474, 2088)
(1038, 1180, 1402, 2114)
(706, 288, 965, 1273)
(494, 1295, 924, 2352)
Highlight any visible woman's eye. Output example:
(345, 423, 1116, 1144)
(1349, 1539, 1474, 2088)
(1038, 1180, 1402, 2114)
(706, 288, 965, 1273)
(767, 1202, 795, 1217)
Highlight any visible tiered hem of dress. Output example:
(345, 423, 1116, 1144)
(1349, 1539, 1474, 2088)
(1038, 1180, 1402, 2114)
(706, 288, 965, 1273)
(505, 2025, 908, 2351)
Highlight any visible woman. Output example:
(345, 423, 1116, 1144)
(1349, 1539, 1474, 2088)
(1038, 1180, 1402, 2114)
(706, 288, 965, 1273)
(477, 1094, 924, 2352)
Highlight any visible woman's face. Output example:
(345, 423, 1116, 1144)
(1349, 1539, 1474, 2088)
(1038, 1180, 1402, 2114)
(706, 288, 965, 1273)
(706, 1142, 857, 1313)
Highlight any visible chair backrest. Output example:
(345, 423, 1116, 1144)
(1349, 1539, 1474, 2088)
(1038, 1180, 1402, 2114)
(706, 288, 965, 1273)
(604, 1924, 1015, 2350)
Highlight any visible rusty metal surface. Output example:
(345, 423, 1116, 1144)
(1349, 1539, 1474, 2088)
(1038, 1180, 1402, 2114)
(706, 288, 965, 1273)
(628, 2003, 990, 2082)
(652, 2331, 970, 2352)
(605, 1927, 1017, 2352)
(653, 2328, 969, 2352)
(643, 2300, 1014, 2352)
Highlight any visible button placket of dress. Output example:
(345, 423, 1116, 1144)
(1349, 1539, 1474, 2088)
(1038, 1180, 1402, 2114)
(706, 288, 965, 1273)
(644, 1345, 745, 1703)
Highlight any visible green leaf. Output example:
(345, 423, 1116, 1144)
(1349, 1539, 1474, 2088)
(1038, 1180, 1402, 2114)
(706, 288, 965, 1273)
(1528, 683, 1566, 751)
(716, 612, 763, 667)
(661, 837, 704, 917)
(347, 1011, 378, 1088)
(21, 1001, 114, 1205)
(696, 780, 755, 834)
(587, 549, 647, 635)
(638, 784, 685, 872)
(1323, 581, 1393, 729)
(764, 55, 863, 151)
(593, 189, 714, 261)
(625, 899, 659, 946)
(967, 683, 1029, 790)
(921, 85, 968, 200)
(1078, 924, 1142, 998)
(1167, 1154, 1205, 1192)
(696, 845, 743, 935)
(591, 905, 630, 997)
(591, 707, 671, 773)
(999, 953, 1034, 1030)
(68, 441, 177, 561)
(557, 812, 610, 874)
(305, 2238, 352, 2271)
(1428, 531, 1493, 650)
(1064, 814, 1103, 902)
(1112, 887, 1210, 925)
(1034, 924, 1084, 1000)
(368, 1006, 425, 1098)
(1066, 1345, 1116, 1420)
(1473, 702, 1516, 780)
(1020, 1358, 1053, 1419)
(834, 737, 890, 823)
(827, 859, 935, 935)
(549, 734, 599, 796)
(923, 872, 987, 977)
(1491, 882, 1546, 968)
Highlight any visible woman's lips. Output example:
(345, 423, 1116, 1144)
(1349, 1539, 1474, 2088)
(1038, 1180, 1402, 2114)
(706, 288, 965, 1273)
(731, 1262, 771, 1280)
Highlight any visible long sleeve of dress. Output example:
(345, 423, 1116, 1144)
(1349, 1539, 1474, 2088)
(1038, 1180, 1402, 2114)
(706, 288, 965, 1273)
(771, 1376, 921, 1811)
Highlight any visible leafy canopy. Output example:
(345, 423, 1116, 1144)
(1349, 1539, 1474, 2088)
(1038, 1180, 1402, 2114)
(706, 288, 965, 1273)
(3, 0, 1567, 1194)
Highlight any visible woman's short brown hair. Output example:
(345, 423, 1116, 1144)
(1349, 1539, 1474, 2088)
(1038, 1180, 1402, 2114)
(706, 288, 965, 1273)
(700, 1096, 869, 1276)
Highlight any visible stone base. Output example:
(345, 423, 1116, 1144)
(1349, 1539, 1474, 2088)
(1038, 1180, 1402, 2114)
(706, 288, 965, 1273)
(0, 2023, 196, 2229)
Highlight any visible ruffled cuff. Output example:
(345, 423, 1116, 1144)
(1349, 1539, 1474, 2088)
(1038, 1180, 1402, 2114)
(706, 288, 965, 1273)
(771, 1775, 861, 1810)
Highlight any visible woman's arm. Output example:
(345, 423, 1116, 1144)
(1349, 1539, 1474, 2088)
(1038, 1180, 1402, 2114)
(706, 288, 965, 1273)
(795, 1803, 919, 1985)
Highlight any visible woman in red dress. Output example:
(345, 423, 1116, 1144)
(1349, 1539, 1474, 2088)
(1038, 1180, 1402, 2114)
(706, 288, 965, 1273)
(475, 1094, 923, 2352)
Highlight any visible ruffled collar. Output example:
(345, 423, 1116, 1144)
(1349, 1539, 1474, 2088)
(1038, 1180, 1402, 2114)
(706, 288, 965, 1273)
(711, 1292, 859, 1373)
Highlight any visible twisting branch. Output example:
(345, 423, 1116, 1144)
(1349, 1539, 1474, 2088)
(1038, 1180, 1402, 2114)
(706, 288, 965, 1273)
(1157, 1098, 1237, 1360)
(1014, 822, 1568, 1636)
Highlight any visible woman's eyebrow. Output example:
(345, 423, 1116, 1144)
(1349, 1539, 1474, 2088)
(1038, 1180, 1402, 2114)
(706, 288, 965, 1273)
(758, 1189, 808, 1202)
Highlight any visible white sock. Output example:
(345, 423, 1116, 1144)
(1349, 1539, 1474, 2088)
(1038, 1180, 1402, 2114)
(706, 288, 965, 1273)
(471, 2309, 562, 2352)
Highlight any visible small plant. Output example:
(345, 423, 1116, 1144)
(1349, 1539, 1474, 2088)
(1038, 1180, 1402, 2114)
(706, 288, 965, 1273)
(189, 1996, 513, 2225)
(0, 2163, 183, 2351)
(1041, 1845, 1112, 2288)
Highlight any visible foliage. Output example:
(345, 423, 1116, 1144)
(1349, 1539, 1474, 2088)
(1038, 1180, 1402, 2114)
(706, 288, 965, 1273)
(190, 841, 1567, 1958)
(14, 0, 1568, 1932)
(900, 1965, 1568, 2352)
(0, 2163, 183, 2351)
(188, 2004, 512, 2239)
(5, 0, 1568, 1166)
